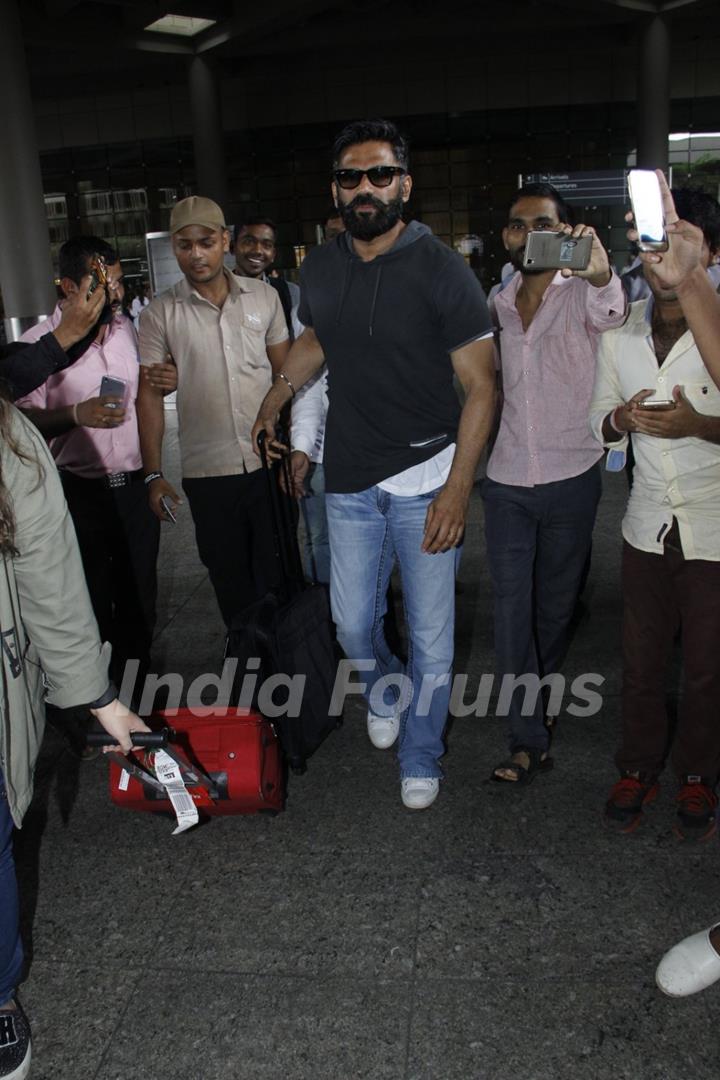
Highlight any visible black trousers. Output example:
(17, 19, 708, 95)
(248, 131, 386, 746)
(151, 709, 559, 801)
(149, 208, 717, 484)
(182, 470, 281, 627)
(482, 463, 602, 753)
(60, 470, 160, 689)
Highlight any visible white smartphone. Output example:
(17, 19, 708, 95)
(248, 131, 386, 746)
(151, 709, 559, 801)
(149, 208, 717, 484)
(627, 170, 668, 252)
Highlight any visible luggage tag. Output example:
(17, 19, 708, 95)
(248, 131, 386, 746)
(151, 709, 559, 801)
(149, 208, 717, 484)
(108, 751, 166, 795)
(152, 750, 199, 835)
(109, 744, 216, 835)
(151, 745, 218, 806)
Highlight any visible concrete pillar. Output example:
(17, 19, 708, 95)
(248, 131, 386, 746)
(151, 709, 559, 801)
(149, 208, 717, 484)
(188, 56, 228, 212)
(637, 15, 670, 171)
(0, 0, 56, 340)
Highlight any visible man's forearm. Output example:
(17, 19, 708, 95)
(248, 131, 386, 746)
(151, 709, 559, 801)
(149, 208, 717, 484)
(280, 328, 326, 391)
(0, 336, 63, 401)
(444, 379, 497, 496)
(258, 329, 325, 423)
(695, 412, 720, 445)
(21, 405, 76, 438)
(677, 267, 720, 390)
(136, 380, 165, 472)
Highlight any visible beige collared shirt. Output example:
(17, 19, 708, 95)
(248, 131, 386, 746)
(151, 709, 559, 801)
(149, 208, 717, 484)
(139, 270, 288, 478)
(590, 298, 720, 561)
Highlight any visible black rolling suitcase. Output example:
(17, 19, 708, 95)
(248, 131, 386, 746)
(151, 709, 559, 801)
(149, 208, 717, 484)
(227, 429, 339, 773)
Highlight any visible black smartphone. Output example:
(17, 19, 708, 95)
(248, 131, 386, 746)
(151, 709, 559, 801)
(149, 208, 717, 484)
(523, 231, 592, 271)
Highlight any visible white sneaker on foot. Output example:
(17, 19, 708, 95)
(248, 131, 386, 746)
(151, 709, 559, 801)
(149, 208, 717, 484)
(0, 1000, 32, 1080)
(656, 922, 720, 997)
(367, 711, 400, 749)
(401, 777, 439, 810)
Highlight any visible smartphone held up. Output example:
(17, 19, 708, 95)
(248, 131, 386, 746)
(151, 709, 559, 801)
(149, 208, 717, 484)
(522, 231, 592, 272)
(627, 170, 668, 252)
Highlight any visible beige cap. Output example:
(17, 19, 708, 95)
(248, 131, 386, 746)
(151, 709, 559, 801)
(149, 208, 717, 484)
(170, 196, 226, 235)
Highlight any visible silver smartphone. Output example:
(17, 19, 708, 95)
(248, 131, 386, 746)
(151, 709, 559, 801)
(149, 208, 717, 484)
(637, 399, 675, 411)
(159, 495, 176, 523)
(523, 231, 592, 271)
(627, 170, 668, 252)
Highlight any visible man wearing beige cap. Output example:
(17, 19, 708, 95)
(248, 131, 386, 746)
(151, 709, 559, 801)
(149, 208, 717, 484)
(136, 196, 290, 626)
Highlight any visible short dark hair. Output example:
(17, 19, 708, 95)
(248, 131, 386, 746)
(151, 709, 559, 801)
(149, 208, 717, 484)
(58, 236, 118, 284)
(332, 119, 409, 172)
(232, 218, 277, 245)
(671, 187, 720, 254)
(509, 182, 574, 226)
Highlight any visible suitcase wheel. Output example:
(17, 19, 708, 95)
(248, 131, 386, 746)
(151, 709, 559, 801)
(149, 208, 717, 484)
(258, 808, 279, 817)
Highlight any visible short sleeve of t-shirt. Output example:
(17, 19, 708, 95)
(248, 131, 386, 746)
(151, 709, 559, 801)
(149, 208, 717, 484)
(266, 289, 291, 347)
(433, 253, 493, 353)
(138, 301, 169, 367)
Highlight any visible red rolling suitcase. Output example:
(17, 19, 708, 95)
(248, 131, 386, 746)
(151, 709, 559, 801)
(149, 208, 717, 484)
(93, 706, 285, 817)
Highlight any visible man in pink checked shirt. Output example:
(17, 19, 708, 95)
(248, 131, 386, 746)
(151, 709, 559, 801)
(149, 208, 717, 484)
(17, 237, 160, 698)
(484, 182, 627, 785)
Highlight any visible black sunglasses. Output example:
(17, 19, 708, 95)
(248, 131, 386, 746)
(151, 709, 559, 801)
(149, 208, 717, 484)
(333, 166, 406, 190)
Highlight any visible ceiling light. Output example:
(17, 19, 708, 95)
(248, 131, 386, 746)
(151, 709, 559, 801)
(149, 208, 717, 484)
(669, 132, 720, 141)
(144, 15, 216, 37)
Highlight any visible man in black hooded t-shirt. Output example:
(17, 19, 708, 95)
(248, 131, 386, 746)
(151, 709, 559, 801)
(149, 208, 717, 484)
(253, 118, 495, 810)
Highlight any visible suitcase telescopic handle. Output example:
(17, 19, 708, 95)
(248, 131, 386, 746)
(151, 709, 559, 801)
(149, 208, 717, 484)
(85, 728, 171, 749)
(257, 424, 306, 591)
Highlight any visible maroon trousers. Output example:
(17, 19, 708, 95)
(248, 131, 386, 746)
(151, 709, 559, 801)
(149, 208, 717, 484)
(618, 522, 720, 782)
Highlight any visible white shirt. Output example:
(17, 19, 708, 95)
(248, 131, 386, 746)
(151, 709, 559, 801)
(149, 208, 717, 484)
(590, 298, 720, 560)
(130, 295, 149, 328)
(291, 368, 327, 463)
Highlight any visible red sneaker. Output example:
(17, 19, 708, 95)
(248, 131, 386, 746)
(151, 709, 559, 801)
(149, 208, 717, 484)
(673, 778, 718, 842)
(604, 773, 659, 834)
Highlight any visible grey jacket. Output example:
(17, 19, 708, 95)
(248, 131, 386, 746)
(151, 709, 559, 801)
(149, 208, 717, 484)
(0, 407, 109, 826)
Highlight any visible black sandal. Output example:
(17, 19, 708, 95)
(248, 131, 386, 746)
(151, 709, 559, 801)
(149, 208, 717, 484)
(491, 747, 554, 785)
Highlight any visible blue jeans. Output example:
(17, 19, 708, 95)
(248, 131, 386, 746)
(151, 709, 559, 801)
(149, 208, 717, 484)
(326, 486, 458, 779)
(0, 771, 22, 1006)
(300, 463, 331, 586)
(482, 464, 602, 754)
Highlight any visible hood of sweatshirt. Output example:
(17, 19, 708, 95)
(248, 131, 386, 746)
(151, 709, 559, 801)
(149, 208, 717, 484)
(335, 220, 433, 334)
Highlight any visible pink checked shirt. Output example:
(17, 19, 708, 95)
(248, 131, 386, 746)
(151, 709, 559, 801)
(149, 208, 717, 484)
(489, 271, 626, 487)
(17, 306, 142, 479)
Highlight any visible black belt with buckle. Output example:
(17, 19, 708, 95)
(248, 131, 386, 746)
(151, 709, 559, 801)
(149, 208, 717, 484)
(60, 468, 144, 489)
(103, 469, 144, 489)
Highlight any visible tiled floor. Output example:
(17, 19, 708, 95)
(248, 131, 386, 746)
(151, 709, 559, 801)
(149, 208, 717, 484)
(14, 417, 720, 1079)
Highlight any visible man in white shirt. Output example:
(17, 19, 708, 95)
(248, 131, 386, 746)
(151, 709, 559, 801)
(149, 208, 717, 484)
(130, 281, 151, 328)
(590, 180, 720, 841)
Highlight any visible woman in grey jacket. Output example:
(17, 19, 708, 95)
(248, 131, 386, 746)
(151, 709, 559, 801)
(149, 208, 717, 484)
(0, 397, 147, 1080)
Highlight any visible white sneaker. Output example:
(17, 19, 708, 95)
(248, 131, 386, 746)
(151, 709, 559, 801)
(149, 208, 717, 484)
(367, 711, 400, 749)
(0, 1000, 32, 1080)
(656, 923, 720, 997)
(401, 777, 439, 810)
